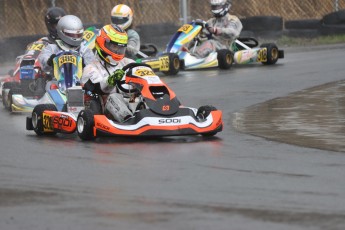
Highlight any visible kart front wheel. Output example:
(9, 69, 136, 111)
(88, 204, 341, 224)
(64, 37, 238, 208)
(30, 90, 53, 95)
(77, 109, 95, 140)
(217, 49, 233, 70)
(32, 104, 57, 136)
(260, 43, 279, 65)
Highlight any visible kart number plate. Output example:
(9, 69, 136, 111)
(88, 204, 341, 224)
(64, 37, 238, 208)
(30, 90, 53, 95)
(43, 113, 54, 132)
(178, 24, 193, 34)
(58, 55, 77, 66)
(134, 69, 156, 77)
(257, 48, 267, 62)
(158, 56, 169, 71)
(83, 30, 95, 42)
(27, 43, 45, 51)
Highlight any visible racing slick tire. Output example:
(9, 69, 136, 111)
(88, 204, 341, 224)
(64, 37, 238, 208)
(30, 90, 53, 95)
(162, 53, 180, 76)
(32, 104, 57, 136)
(217, 49, 233, 70)
(77, 109, 95, 141)
(7, 88, 21, 112)
(260, 43, 279, 65)
(197, 105, 218, 137)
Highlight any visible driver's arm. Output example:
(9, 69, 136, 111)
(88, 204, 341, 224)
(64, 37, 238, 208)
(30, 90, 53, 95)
(125, 29, 140, 59)
(207, 15, 243, 40)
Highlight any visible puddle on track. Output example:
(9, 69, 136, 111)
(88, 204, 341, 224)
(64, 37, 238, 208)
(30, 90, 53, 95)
(233, 80, 345, 152)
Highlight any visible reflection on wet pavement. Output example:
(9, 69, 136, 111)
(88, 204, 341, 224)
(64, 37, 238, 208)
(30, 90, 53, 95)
(233, 80, 345, 152)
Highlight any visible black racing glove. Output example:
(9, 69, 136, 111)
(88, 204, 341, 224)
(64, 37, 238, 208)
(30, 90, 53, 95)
(47, 54, 57, 66)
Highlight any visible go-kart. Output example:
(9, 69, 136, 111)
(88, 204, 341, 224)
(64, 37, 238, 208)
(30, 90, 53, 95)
(26, 50, 85, 135)
(2, 40, 48, 111)
(76, 63, 223, 140)
(165, 19, 284, 70)
(82, 26, 180, 75)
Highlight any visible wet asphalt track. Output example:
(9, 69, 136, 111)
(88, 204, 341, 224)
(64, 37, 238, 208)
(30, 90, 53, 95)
(1, 44, 345, 230)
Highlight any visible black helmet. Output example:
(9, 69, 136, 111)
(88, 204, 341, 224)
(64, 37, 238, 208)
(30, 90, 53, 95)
(45, 7, 66, 39)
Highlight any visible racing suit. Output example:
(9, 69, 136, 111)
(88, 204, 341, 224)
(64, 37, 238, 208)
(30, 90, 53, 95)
(38, 41, 95, 74)
(192, 13, 243, 58)
(38, 40, 95, 90)
(125, 28, 140, 60)
(81, 55, 135, 122)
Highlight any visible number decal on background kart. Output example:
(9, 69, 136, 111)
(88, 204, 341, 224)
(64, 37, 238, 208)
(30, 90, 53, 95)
(27, 43, 45, 51)
(43, 113, 54, 132)
(257, 48, 267, 62)
(83, 31, 95, 42)
(178, 24, 193, 34)
(159, 56, 169, 71)
(58, 55, 77, 66)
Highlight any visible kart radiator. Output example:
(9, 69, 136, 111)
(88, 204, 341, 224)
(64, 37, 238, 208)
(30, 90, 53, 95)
(67, 87, 84, 107)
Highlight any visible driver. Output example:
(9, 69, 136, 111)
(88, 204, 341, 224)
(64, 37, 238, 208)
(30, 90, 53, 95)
(38, 15, 95, 89)
(110, 4, 140, 59)
(82, 24, 135, 122)
(190, 0, 242, 58)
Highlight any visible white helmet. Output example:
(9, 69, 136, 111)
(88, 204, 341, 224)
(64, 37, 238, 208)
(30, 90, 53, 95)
(210, 0, 231, 17)
(56, 15, 84, 47)
(110, 4, 133, 30)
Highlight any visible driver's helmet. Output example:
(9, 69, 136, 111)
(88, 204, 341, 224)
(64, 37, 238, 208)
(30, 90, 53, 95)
(44, 7, 66, 39)
(110, 4, 133, 30)
(210, 0, 231, 18)
(56, 15, 84, 48)
(95, 24, 128, 66)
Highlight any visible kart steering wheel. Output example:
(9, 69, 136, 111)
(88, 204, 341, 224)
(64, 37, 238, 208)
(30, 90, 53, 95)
(116, 63, 152, 94)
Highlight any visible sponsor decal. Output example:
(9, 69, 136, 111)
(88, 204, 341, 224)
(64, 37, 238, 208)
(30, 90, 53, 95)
(158, 118, 181, 124)
(53, 115, 73, 129)
(96, 122, 110, 131)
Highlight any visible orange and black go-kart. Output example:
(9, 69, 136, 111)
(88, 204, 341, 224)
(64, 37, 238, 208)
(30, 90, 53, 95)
(1, 40, 48, 108)
(76, 63, 223, 140)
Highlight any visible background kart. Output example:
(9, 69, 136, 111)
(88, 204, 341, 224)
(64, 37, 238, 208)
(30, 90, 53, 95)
(26, 50, 85, 135)
(83, 26, 180, 75)
(1, 40, 48, 110)
(165, 20, 284, 70)
(6, 50, 83, 112)
(76, 63, 223, 140)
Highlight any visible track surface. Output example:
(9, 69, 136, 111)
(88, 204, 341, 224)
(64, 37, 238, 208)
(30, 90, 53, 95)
(1, 44, 345, 230)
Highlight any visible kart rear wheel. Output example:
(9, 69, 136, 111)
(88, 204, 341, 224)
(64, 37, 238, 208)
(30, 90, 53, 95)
(217, 49, 233, 70)
(162, 53, 180, 75)
(7, 88, 21, 112)
(260, 43, 279, 65)
(197, 105, 218, 137)
(32, 104, 57, 136)
(77, 109, 95, 140)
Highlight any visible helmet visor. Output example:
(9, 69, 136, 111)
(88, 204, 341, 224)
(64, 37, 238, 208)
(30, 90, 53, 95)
(211, 4, 223, 11)
(104, 40, 126, 56)
(111, 16, 129, 26)
(63, 29, 84, 39)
